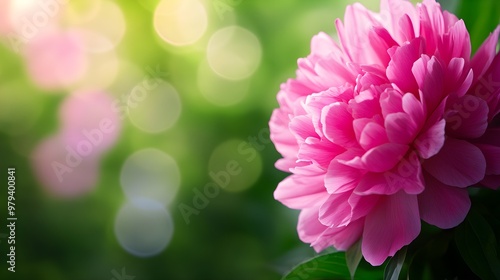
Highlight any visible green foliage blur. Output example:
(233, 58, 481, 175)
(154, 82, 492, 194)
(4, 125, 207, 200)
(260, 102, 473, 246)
(0, 0, 498, 280)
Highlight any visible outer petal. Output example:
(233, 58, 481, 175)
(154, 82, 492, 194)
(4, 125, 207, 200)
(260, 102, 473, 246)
(476, 144, 500, 175)
(471, 26, 500, 84)
(419, 173, 471, 229)
(481, 175, 500, 190)
(290, 115, 318, 142)
(270, 108, 297, 158)
(298, 137, 344, 169)
(446, 95, 489, 139)
(423, 138, 486, 187)
(438, 20, 471, 65)
(313, 218, 364, 251)
(274, 175, 326, 209)
(319, 192, 352, 227)
(380, 0, 419, 41)
(298, 207, 327, 245)
(362, 191, 420, 266)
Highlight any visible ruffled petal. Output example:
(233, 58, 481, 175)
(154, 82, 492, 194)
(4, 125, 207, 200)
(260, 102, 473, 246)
(274, 175, 326, 209)
(418, 173, 470, 229)
(423, 138, 486, 187)
(362, 191, 420, 266)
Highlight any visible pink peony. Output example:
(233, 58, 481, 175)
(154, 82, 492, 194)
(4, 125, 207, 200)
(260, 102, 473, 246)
(270, 0, 500, 266)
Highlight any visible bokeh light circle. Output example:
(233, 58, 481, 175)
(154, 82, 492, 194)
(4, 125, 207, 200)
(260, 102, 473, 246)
(114, 199, 174, 257)
(31, 135, 100, 198)
(65, 0, 103, 25)
(154, 0, 208, 46)
(72, 47, 120, 90)
(75, 0, 126, 53)
(59, 90, 122, 154)
(120, 148, 181, 206)
(197, 60, 250, 106)
(24, 29, 88, 90)
(127, 81, 182, 134)
(207, 26, 262, 80)
(208, 139, 262, 192)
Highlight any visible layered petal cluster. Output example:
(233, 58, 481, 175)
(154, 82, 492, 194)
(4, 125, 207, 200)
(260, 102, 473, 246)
(270, 0, 500, 265)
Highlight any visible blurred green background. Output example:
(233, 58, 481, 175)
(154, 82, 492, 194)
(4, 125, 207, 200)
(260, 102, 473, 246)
(0, 0, 498, 279)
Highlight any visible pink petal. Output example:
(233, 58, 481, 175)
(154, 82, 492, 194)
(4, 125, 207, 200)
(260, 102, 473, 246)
(397, 14, 416, 43)
(445, 58, 473, 97)
(310, 32, 342, 59)
(481, 175, 500, 190)
(359, 122, 389, 150)
(290, 115, 318, 142)
(275, 157, 296, 172)
(418, 0, 445, 55)
(322, 102, 356, 146)
(402, 93, 425, 129)
(369, 26, 399, 66)
(380, 88, 403, 118)
(471, 26, 500, 84)
(361, 143, 409, 173)
(362, 191, 420, 266)
(380, 0, 419, 41)
(337, 3, 380, 64)
(414, 119, 445, 159)
(356, 151, 424, 195)
(291, 162, 325, 176)
(476, 144, 500, 175)
(298, 137, 344, 169)
(446, 95, 489, 139)
(325, 151, 363, 194)
(298, 207, 327, 245)
(274, 175, 326, 209)
(387, 38, 424, 94)
(319, 192, 352, 227)
(419, 173, 471, 229)
(313, 218, 364, 251)
(319, 192, 378, 228)
(351, 95, 383, 120)
(438, 20, 471, 65)
(476, 127, 500, 146)
(423, 138, 486, 187)
(385, 112, 418, 144)
(305, 86, 354, 136)
(270, 108, 298, 158)
(413, 55, 445, 114)
(442, 10, 459, 30)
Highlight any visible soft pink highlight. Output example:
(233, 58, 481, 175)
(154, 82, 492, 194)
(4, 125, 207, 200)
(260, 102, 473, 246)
(24, 29, 88, 89)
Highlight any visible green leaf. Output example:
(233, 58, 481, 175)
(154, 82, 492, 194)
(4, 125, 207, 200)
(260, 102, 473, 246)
(455, 209, 500, 280)
(281, 252, 351, 280)
(345, 241, 363, 280)
(383, 247, 407, 280)
(455, 0, 500, 53)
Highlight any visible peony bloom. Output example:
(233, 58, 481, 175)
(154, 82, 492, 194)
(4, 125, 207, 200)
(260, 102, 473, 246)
(270, 0, 500, 266)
